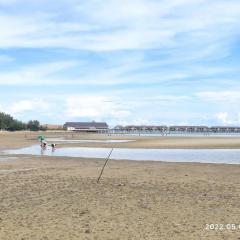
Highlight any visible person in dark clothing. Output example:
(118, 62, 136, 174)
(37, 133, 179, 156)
(51, 143, 56, 151)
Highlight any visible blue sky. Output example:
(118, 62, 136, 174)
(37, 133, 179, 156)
(0, 0, 240, 126)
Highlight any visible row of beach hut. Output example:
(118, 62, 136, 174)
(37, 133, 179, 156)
(112, 125, 240, 133)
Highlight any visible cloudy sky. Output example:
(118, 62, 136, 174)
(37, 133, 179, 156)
(0, 0, 240, 126)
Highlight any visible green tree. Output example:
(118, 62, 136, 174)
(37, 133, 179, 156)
(27, 120, 40, 131)
(0, 112, 27, 131)
(0, 112, 44, 131)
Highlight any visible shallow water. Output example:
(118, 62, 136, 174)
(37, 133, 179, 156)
(0, 157, 18, 161)
(46, 138, 135, 144)
(4, 145, 240, 164)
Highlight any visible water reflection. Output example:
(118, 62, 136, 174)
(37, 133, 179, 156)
(46, 139, 135, 144)
(40, 148, 45, 156)
(0, 157, 18, 161)
(4, 145, 240, 164)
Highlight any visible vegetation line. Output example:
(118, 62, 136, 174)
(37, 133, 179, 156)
(0, 112, 44, 131)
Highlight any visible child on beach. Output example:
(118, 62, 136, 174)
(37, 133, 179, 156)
(51, 143, 56, 151)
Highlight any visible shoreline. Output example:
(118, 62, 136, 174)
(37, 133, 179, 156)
(3, 143, 240, 166)
(1, 132, 240, 239)
(1, 131, 240, 150)
(2, 153, 240, 167)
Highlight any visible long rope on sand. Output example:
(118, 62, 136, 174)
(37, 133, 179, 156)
(97, 148, 114, 183)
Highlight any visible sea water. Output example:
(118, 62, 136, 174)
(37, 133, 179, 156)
(4, 145, 240, 164)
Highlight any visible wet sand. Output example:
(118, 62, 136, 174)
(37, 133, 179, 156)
(1, 132, 240, 239)
(2, 131, 240, 149)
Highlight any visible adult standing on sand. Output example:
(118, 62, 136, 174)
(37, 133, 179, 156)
(38, 135, 46, 149)
(42, 141, 47, 149)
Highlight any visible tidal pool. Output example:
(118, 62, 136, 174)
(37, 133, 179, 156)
(46, 138, 135, 144)
(0, 157, 18, 161)
(4, 145, 240, 164)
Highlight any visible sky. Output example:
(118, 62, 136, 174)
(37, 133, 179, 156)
(0, 0, 240, 126)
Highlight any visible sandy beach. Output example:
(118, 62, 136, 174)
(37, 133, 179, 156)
(2, 0, 240, 239)
(2, 131, 240, 149)
(1, 132, 240, 239)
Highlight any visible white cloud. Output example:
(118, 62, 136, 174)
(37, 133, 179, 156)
(0, 51, 232, 86)
(216, 112, 240, 125)
(63, 93, 193, 126)
(9, 99, 49, 115)
(216, 112, 228, 124)
(196, 91, 240, 102)
(0, 61, 79, 85)
(0, 0, 240, 125)
(65, 95, 132, 120)
(0, 0, 239, 56)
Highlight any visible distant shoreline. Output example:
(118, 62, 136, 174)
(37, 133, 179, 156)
(0, 131, 240, 150)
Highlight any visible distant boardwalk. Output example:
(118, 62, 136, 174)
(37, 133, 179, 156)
(110, 125, 240, 135)
(63, 122, 240, 135)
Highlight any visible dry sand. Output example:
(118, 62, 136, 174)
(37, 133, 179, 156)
(1, 132, 240, 239)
